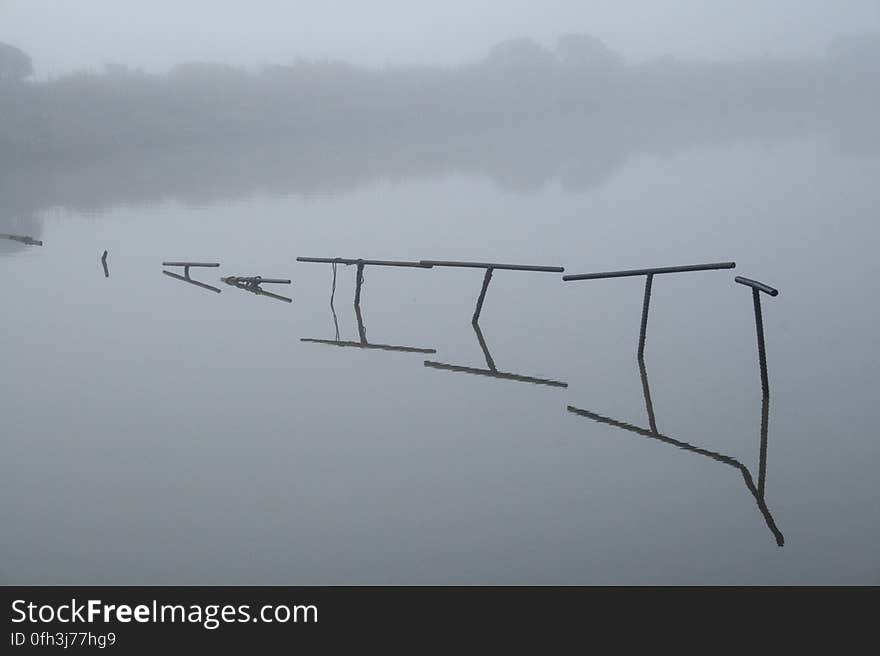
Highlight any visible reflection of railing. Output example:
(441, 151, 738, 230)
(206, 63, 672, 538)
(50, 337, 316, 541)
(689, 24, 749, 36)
(424, 320, 567, 388)
(302, 300, 435, 352)
(161, 261, 221, 293)
(563, 261, 735, 358)
(567, 402, 784, 546)
(1, 233, 43, 246)
(300, 260, 436, 354)
(566, 272, 783, 546)
(303, 339, 435, 353)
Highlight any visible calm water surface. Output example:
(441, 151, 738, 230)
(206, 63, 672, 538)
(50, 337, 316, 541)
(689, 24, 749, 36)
(2, 133, 878, 584)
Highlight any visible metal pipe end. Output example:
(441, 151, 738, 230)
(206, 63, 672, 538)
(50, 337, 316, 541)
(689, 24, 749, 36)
(735, 276, 779, 297)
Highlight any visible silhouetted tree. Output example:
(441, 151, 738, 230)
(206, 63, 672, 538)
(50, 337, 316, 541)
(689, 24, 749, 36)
(0, 34, 875, 160)
(0, 42, 33, 81)
(481, 38, 557, 72)
(556, 33, 624, 70)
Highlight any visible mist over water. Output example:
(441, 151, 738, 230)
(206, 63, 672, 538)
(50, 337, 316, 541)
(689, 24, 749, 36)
(3, 0, 880, 74)
(1, 5, 879, 584)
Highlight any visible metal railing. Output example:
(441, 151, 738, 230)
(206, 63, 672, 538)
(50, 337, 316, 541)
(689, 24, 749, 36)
(420, 260, 565, 323)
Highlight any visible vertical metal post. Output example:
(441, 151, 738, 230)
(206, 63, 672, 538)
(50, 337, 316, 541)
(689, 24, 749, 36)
(753, 287, 770, 498)
(637, 273, 653, 360)
(758, 385, 770, 499)
(330, 262, 340, 342)
(354, 262, 365, 307)
(472, 267, 494, 324)
(752, 288, 769, 395)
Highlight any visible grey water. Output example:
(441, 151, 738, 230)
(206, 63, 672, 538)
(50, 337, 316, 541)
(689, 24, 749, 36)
(2, 118, 879, 585)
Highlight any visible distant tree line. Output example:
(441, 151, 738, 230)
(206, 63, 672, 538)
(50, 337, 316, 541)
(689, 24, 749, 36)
(1, 34, 878, 159)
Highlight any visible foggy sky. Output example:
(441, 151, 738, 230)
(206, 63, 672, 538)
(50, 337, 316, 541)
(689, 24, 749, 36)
(2, 0, 879, 76)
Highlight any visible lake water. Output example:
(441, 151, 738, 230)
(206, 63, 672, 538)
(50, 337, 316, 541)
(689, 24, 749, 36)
(2, 128, 878, 584)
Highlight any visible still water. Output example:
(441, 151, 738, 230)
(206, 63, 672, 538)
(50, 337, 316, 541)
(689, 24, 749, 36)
(2, 133, 878, 584)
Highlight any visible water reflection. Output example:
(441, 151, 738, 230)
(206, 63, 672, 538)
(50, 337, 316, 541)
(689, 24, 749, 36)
(301, 263, 436, 354)
(161, 262, 222, 294)
(2, 100, 877, 244)
(425, 320, 568, 388)
(0, 214, 42, 256)
(101, 250, 109, 278)
(567, 283, 784, 546)
(1, 233, 42, 247)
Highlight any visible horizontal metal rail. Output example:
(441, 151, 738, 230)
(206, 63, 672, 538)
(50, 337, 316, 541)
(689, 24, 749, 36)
(563, 261, 735, 281)
(301, 338, 436, 354)
(297, 257, 432, 268)
(162, 262, 220, 268)
(420, 260, 564, 272)
(735, 276, 779, 297)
